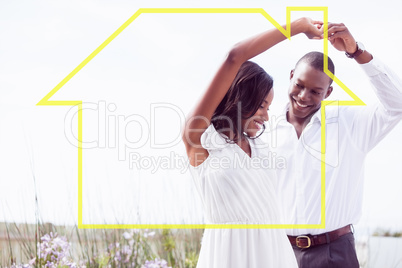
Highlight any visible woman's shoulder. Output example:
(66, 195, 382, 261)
(189, 124, 233, 172)
(200, 124, 231, 152)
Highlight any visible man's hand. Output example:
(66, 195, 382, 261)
(325, 23, 357, 54)
(324, 22, 373, 64)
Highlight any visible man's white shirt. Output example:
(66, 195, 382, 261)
(268, 56, 402, 236)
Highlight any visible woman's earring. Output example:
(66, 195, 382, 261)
(245, 124, 266, 139)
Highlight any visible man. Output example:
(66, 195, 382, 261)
(268, 23, 402, 267)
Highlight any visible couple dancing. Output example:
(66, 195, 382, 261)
(182, 17, 402, 267)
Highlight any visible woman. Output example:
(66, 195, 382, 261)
(182, 17, 323, 267)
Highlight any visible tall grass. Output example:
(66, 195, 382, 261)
(0, 132, 204, 267)
(1, 221, 203, 267)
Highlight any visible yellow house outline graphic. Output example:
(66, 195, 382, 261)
(37, 7, 365, 229)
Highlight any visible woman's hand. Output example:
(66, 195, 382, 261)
(291, 17, 324, 40)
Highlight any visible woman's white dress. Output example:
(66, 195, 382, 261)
(190, 124, 298, 268)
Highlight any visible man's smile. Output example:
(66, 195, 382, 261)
(292, 97, 312, 109)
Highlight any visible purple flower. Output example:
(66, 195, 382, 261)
(108, 242, 120, 251)
(142, 258, 171, 268)
(34, 232, 77, 268)
(9, 264, 31, 268)
(123, 231, 133, 240)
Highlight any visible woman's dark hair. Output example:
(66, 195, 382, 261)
(211, 61, 273, 142)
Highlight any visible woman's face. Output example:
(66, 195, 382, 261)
(241, 89, 274, 138)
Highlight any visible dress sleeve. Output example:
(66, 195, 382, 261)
(200, 124, 230, 152)
(350, 56, 402, 153)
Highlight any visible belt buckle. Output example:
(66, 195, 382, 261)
(296, 235, 311, 248)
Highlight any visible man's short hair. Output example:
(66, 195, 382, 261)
(295, 51, 335, 85)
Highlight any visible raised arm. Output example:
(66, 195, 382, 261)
(183, 18, 323, 166)
(325, 22, 402, 152)
(325, 22, 373, 64)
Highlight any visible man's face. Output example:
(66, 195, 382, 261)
(288, 62, 333, 122)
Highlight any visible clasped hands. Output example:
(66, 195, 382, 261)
(299, 17, 358, 55)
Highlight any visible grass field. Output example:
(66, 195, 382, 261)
(2, 222, 402, 267)
(0, 222, 203, 268)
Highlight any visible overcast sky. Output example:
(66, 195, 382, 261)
(1, 0, 401, 233)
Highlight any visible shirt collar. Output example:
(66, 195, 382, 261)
(280, 103, 322, 126)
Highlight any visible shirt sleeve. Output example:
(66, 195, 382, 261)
(360, 56, 402, 113)
(350, 56, 402, 153)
